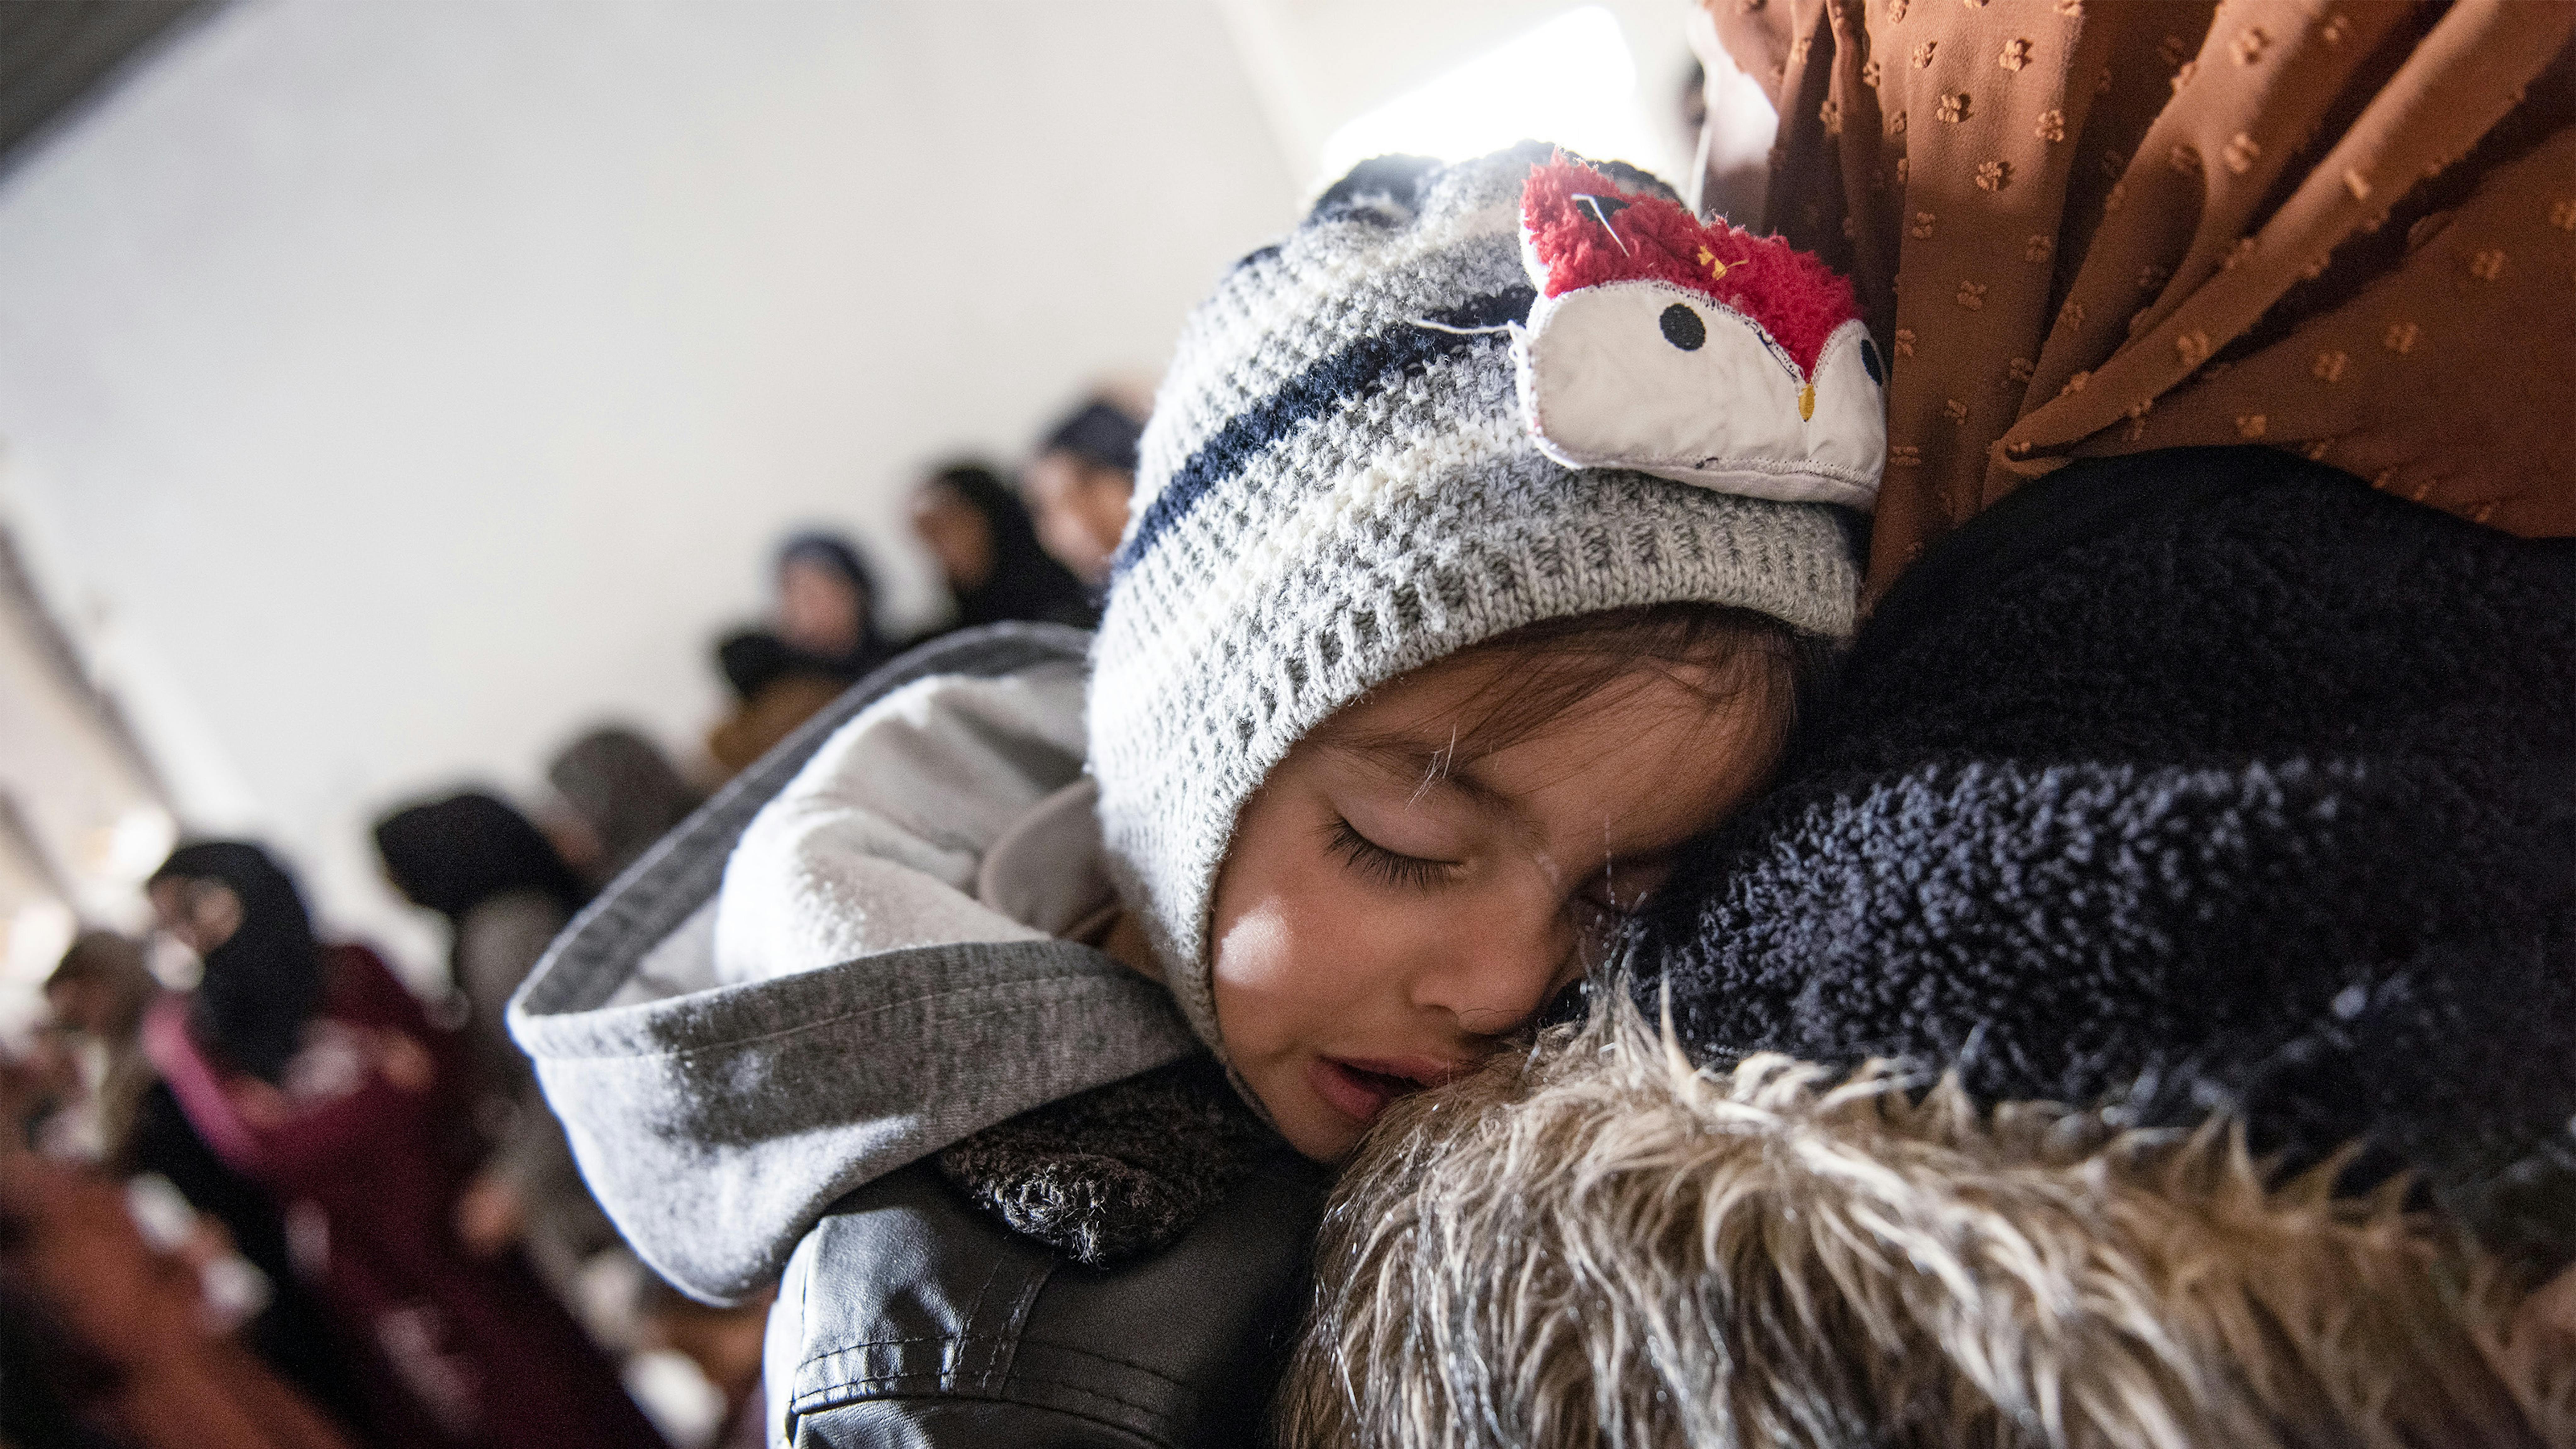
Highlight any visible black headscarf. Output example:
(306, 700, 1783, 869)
(776, 533, 884, 652)
(923, 462, 1097, 630)
(1040, 400, 1143, 474)
(546, 727, 702, 886)
(717, 531, 898, 699)
(373, 791, 587, 924)
(148, 841, 323, 1085)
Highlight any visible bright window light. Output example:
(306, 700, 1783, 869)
(1317, 8, 1668, 188)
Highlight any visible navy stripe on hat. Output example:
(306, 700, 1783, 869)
(1114, 285, 1536, 578)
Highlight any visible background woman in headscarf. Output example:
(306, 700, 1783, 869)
(42, 926, 368, 1434)
(150, 843, 324, 1087)
(706, 531, 895, 775)
(142, 839, 664, 1449)
(43, 932, 164, 1163)
(908, 459, 1097, 632)
(375, 791, 615, 1303)
(1022, 397, 1144, 591)
(544, 726, 702, 892)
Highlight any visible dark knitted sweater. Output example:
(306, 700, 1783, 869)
(1635, 448, 2576, 1270)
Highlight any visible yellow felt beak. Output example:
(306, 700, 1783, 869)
(1798, 382, 1816, 422)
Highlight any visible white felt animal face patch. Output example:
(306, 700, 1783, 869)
(1513, 157, 1885, 511)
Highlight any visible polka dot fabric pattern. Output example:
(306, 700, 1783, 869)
(1091, 145, 1861, 1059)
(1708, 0, 2576, 594)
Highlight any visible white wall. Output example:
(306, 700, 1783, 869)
(1218, 0, 1700, 191)
(0, 0, 1297, 970)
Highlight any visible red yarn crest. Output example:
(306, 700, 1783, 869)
(1521, 155, 1860, 375)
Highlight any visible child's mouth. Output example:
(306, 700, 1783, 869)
(1308, 1055, 1459, 1126)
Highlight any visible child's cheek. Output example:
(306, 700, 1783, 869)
(1210, 904, 1296, 1008)
(1209, 906, 1353, 1158)
(1212, 875, 1379, 1058)
(1210, 892, 1333, 1066)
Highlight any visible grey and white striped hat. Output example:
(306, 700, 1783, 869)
(1088, 144, 1862, 1059)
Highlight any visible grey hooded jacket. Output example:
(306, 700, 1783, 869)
(512, 625, 1329, 1443)
(511, 624, 1212, 1306)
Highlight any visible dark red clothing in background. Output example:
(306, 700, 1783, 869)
(148, 944, 664, 1449)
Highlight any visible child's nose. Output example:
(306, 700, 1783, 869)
(1407, 895, 1573, 1038)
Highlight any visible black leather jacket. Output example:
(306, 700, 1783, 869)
(765, 1153, 1326, 1445)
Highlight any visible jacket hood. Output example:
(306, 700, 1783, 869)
(509, 625, 1197, 1304)
(1284, 1001, 2568, 1449)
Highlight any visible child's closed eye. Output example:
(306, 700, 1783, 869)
(1327, 817, 1455, 891)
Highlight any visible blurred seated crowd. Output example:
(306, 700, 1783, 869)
(0, 392, 1142, 1449)
(704, 396, 1133, 773)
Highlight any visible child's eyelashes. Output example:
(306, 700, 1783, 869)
(1326, 817, 1454, 891)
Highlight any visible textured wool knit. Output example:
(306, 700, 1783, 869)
(1089, 144, 1863, 1060)
(1637, 447, 2576, 1271)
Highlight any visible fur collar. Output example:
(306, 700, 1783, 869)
(1281, 1000, 2576, 1448)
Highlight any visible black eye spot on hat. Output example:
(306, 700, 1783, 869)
(1860, 336, 1885, 384)
(1659, 303, 1706, 351)
(1572, 193, 1632, 235)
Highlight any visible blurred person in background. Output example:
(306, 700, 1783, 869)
(47, 931, 365, 1430)
(627, 1278, 774, 1449)
(0, 1141, 355, 1449)
(908, 459, 1096, 632)
(6, 1013, 81, 1158)
(375, 792, 617, 1299)
(142, 841, 665, 1449)
(42, 933, 159, 1159)
(1022, 396, 1143, 590)
(708, 531, 894, 775)
(544, 727, 703, 892)
(0, 1231, 119, 1449)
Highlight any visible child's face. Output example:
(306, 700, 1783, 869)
(1207, 651, 1784, 1160)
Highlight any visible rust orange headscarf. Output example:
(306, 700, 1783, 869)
(1704, 0, 2576, 593)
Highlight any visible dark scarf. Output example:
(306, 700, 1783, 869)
(719, 533, 901, 699)
(927, 463, 1096, 630)
(373, 791, 587, 924)
(546, 727, 701, 885)
(777, 532, 891, 667)
(149, 842, 324, 1085)
(1039, 401, 1141, 474)
(1636, 448, 2576, 1273)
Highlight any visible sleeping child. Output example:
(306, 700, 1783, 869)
(511, 143, 1881, 1443)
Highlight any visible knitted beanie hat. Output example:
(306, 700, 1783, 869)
(1089, 144, 1877, 1058)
